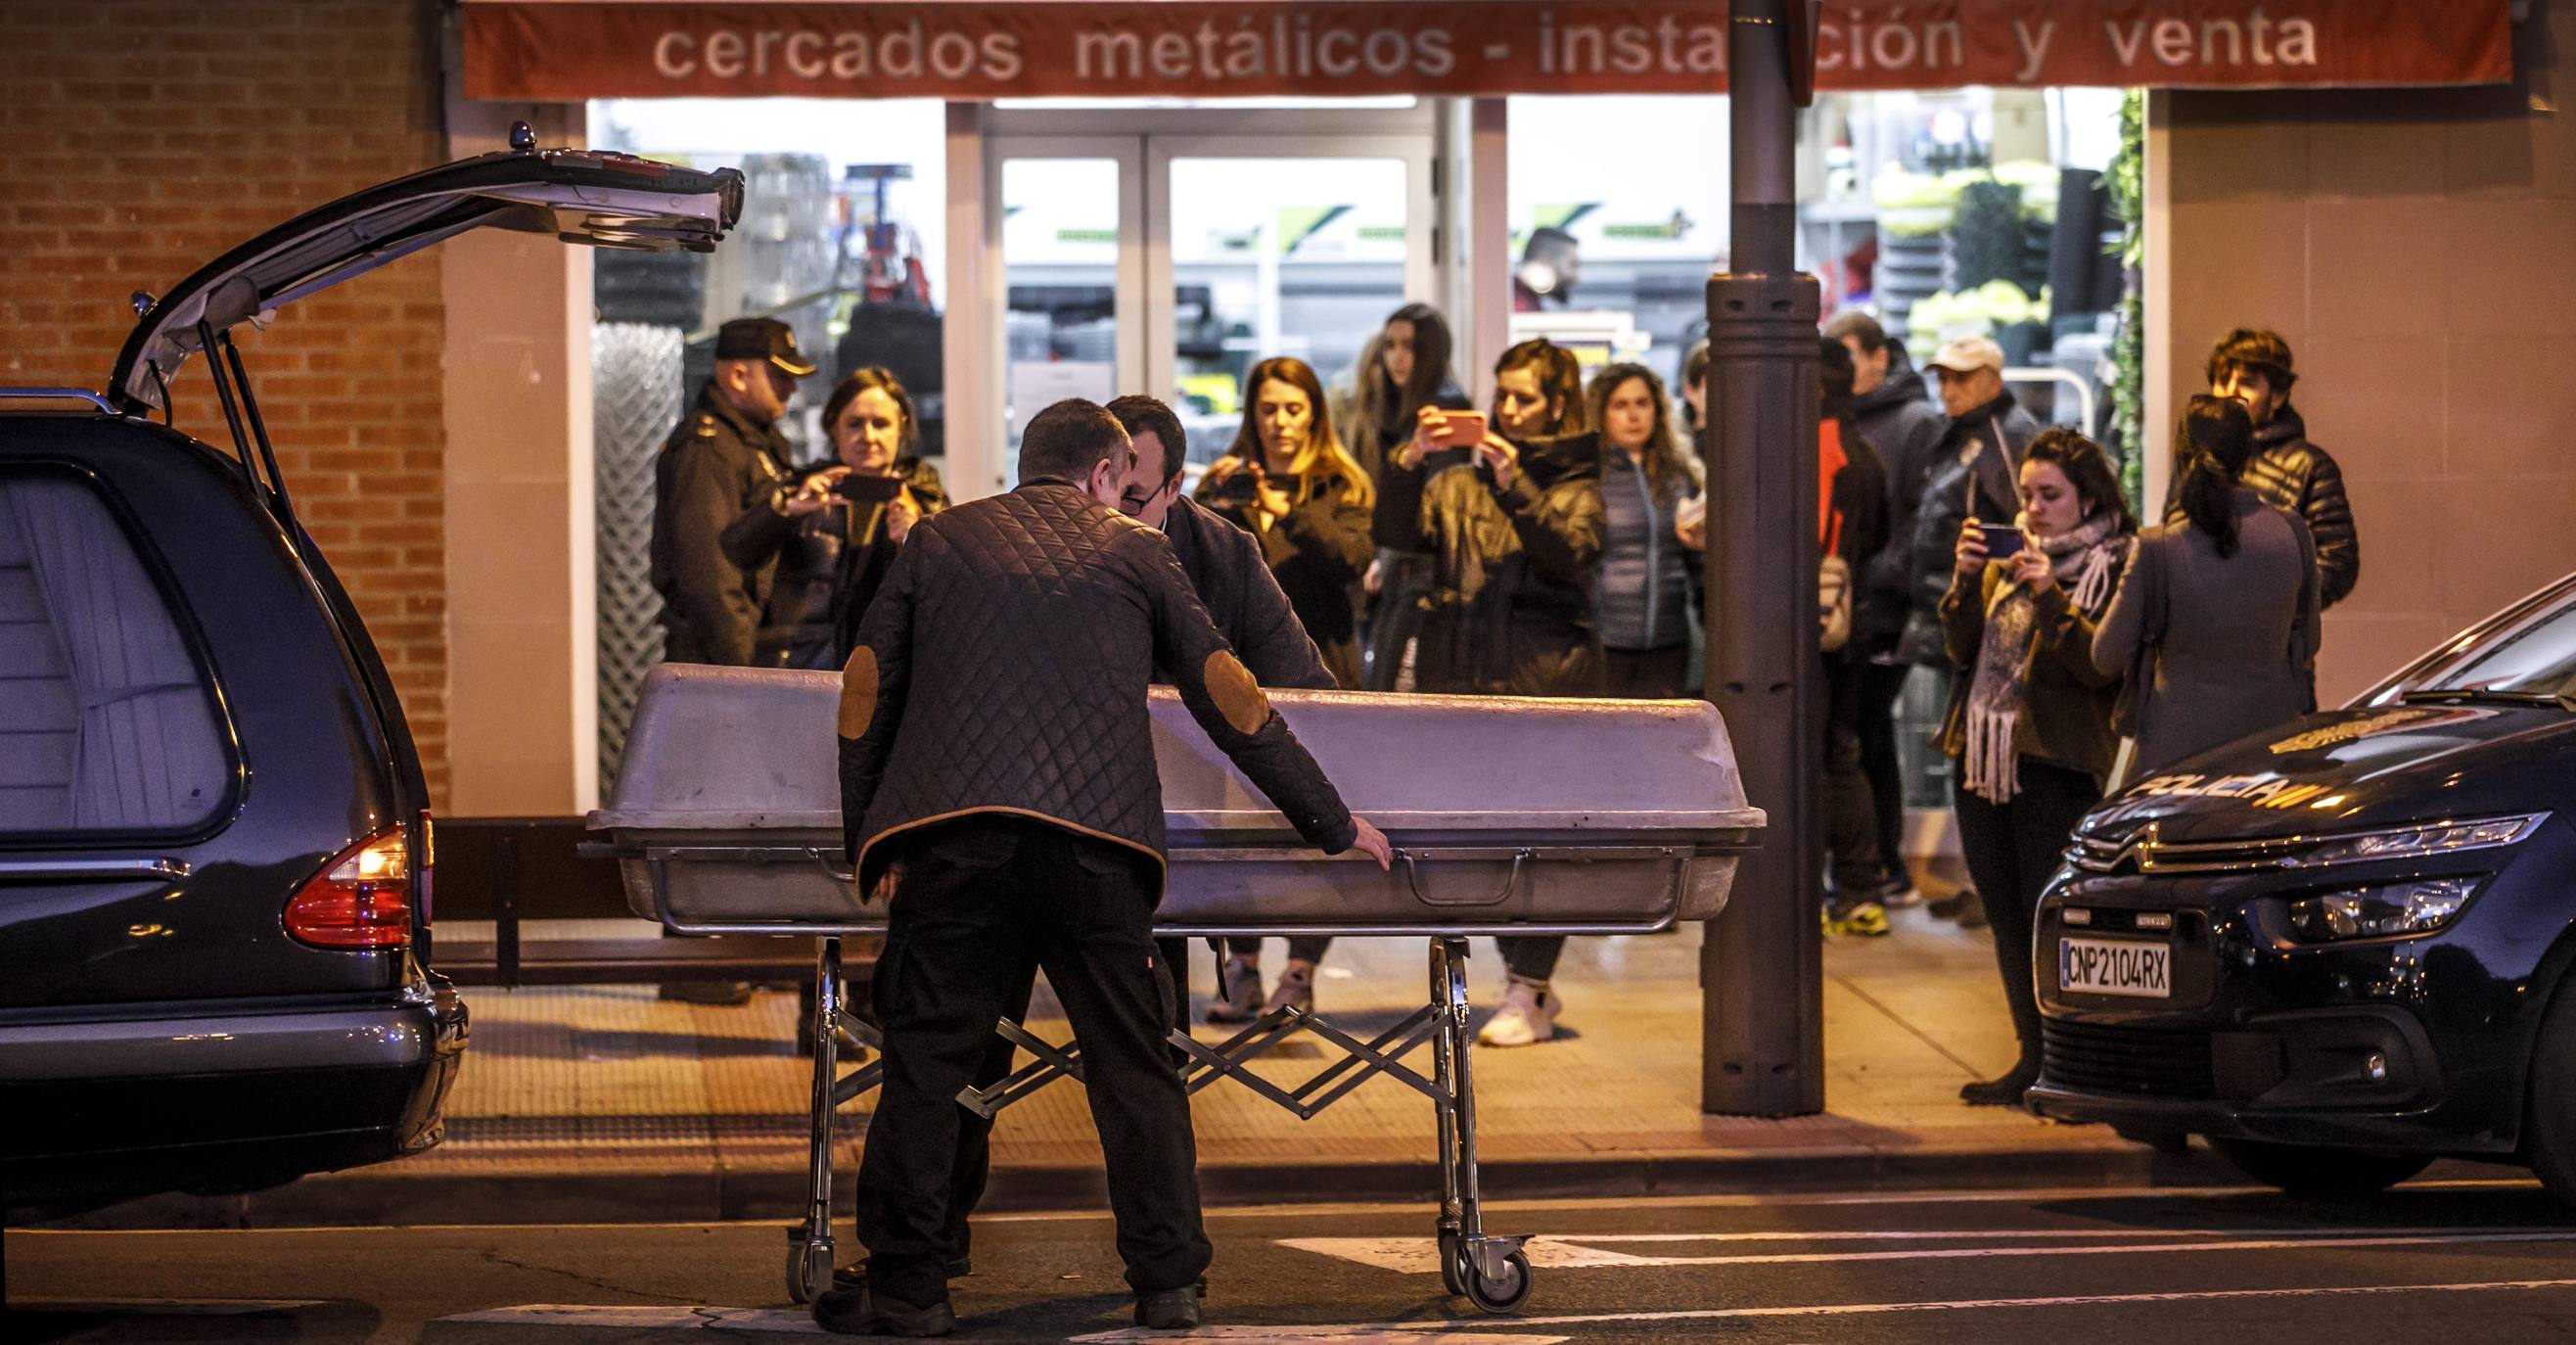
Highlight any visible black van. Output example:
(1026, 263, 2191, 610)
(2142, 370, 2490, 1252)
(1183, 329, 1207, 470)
(0, 132, 743, 1215)
(2030, 573, 2576, 1206)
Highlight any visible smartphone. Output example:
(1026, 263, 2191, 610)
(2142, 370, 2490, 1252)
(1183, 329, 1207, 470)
(1208, 468, 1264, 504)
(1977, 523, 2026, 560)
(1427, 410, 1488, 449)
(831, 473, 907, 504)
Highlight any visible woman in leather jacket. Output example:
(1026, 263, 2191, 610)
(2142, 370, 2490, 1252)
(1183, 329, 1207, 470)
(723, 367, 946, 670)
(1407, 338, 1606, 1048)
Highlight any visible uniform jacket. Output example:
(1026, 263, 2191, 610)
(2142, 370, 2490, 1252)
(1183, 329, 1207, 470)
(1412, 432, 1607, 696)
(1194, 469, 1373, 688)
(650, 386, 793, 666)
(838, 481, 1357, 892)
(720, 456, 947, 669)
(1160, 494, 1337, 692)
(2162, 406, 2359, 611)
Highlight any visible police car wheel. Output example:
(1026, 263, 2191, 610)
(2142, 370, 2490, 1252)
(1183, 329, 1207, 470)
(2529, 978, 2576, 1210)
(2210, 1137, 2433, 1200)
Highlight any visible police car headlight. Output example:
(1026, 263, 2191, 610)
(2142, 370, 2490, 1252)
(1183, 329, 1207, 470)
(2286, 878, 2483, 943)
(2298, 813, 2550, 867)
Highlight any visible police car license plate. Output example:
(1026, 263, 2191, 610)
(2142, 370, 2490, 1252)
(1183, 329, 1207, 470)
(2059, 937, 2171, 998)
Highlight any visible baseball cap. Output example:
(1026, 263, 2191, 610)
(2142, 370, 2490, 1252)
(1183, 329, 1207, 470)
(1925, 335, 2005, 375)
(714, 317, 818, 378)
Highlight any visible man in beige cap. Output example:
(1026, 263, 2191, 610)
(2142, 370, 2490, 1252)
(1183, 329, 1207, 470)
(1896, 334, 2043, 928)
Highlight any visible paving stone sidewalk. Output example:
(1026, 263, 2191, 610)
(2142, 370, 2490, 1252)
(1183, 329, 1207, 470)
(51, 904, 2191, 1230)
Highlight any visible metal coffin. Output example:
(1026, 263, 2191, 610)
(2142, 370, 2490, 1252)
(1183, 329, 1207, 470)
(588, 664, 1762, 937)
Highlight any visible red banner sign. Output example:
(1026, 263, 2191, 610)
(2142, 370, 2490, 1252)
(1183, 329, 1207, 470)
(463, 0, 2513, 102)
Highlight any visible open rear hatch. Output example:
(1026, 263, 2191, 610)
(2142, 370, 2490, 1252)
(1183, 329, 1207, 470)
(111, 125, 741, 417)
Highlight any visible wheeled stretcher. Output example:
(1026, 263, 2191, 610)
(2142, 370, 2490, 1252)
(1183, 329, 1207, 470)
(587, 664, 1761, 1315)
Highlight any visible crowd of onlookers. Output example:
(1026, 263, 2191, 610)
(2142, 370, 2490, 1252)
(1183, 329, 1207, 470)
(647, 306, 2359, 1103)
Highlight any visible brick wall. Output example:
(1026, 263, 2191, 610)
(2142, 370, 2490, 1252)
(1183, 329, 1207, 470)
(2157, 0, 2576, 706)
(0, 0, 453, 804)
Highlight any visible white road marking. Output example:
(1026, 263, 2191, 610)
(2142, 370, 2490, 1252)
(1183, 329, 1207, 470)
(1284, 1229, 2576, 1273)
(1072, 1277, 2576, 1338)
(437, 1305, 1558, 1341)
(440, 1306, 817, 1332)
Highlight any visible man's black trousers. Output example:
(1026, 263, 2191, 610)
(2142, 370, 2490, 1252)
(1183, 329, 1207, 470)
(854, 815, 1210, 1306)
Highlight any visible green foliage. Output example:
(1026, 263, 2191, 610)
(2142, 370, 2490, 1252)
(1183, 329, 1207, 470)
(2108, 90, 2147, 510)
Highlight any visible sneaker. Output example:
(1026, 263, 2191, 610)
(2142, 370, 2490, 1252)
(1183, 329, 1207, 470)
(1475, 977, 1559, 1046)
(1826, 901, 1891, 938)
(1133, 1285, 1203, 1330)
(811, 1277, 955, 1337)
(1264, 963, 1315, 1016)
(1875, 872, 1925, 907)
(1205, 955, 1265, 1025)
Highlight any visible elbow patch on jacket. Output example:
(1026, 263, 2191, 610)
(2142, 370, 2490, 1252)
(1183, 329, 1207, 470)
(1204, 650, 1271, 736)
(839, 648, 880, 739)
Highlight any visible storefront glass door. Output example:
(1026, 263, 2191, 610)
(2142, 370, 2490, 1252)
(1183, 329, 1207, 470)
(1147, 139, 1435, 467)
(990, 138, 1144, 483)
(987, 120, 1436, 483)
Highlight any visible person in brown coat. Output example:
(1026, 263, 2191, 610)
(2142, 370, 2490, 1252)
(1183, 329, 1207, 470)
(818, 398, 1391, 1337)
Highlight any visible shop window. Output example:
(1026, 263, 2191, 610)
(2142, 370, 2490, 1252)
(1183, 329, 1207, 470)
(588, 98, 950, 468)
(586, 98, 948, 780)
(1503, 94, 1731, 396)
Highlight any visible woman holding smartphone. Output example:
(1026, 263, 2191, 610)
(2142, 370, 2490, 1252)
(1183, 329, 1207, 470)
(1344, 304, 1474, 690)
(1939, 429, 2134, 1106)
(1191, 355, 1376, 1022)
(724, 366, 945, 670)
(1407, 338, 1603, 1046)
(1586, 362, 1703, 697)
(2092, 395, 2320, 774)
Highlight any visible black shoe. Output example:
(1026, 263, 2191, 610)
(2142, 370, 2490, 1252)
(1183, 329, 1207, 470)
(810, 1278, 954, 1337)
(1959, 1065, 2040, 1107)
(1134, 1286, 1203, 1330)
(835, 1258, 969, 1289)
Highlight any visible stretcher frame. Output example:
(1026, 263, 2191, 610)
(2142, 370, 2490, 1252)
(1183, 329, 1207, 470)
(617, 835, 1743, 1317)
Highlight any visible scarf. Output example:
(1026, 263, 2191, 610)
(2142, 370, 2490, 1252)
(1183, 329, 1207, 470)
(1962, 510, 2123, 805)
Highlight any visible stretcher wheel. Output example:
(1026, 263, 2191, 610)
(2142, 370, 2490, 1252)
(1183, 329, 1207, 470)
(787, 1243, 815, 1304)
(1438, 1232, 1468, 1296)
(1461, 1248, 1532, 1315)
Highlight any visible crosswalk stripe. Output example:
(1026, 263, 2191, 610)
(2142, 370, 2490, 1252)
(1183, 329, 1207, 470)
(1282, 1229, 2576, 1273)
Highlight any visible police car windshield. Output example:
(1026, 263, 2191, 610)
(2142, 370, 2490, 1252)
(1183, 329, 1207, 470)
(2401, 587, 2576, 704)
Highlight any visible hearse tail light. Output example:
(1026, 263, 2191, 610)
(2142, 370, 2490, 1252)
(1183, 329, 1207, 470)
(284, 826, 412, 951)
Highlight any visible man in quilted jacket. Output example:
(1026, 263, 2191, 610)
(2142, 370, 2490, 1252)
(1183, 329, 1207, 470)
(816, 398, 1392, 1337)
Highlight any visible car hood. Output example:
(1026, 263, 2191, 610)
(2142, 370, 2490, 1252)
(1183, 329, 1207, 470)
(111, 135, 742, 414)
(2082, 703, 2576, 845)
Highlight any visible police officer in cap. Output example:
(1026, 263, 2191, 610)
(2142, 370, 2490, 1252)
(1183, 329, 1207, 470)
(651, 316, 823, 667)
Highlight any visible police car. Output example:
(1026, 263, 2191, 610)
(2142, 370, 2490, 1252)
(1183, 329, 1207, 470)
(2029, 573, 2576, 1205)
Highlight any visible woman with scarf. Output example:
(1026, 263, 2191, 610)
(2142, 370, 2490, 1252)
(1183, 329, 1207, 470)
(2093, 395, 2321, 775)
(1938, 428, 2135, 1107)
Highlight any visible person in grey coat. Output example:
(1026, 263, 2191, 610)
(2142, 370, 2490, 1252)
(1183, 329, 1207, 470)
(2093, 395, 2321, 775)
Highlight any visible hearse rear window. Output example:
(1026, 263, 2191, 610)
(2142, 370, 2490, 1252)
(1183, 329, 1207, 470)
(0, 472, 228, 835)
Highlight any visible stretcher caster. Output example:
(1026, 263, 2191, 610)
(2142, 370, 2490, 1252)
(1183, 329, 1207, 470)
(1439, 1231, 1468, 1297)
(1459, 1247, 1533, 1315)
(786, 1227, 834, 1305)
